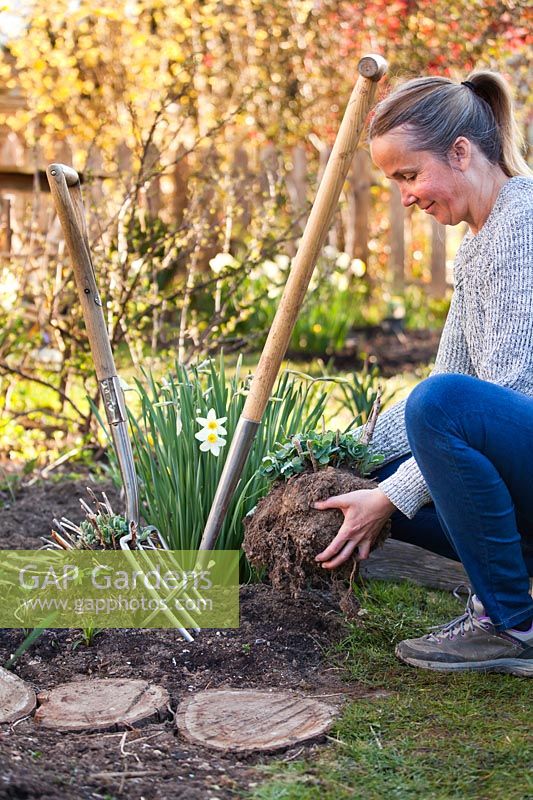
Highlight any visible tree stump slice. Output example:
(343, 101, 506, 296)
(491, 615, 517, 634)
(35, 679, 170, 732)
(360, 538, 469, 591)
(176, 689, 337, 752)
(0, 666, 36, 724)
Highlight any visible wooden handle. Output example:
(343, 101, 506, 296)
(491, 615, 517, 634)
(242, 54, 387, 422)
(46, 164, 117, 381)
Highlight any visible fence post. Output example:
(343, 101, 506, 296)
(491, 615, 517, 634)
(0, 195, 12, 254)
(389, 182, 405, 292)
(430, 217, 447, 297)
(345, 148, 370, 268)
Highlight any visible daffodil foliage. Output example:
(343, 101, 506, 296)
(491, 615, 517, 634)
(108, 355, 331, 554)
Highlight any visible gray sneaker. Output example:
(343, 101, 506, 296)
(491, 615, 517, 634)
(396, 588, 533, 677)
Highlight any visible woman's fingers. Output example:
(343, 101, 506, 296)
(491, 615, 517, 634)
(357, 538, 372, 561)
(312, 493, 353, 511)
(312, 488, 392, 570)
(315, 522, 357, 563)
(318, 538, 359, 570)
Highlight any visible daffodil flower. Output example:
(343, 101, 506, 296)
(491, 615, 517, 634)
(195, 430, 226, 456)
(335, 251, 352, 269)
(209, 253, 238, 274)
(195, 408, 227, 437)
(195, 408, 228, 456)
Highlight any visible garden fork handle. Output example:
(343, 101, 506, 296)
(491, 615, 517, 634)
(46, 164, 139, 529)
(200, 54, 388, 551)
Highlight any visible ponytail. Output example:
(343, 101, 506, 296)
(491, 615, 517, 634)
(369, 71, 531, 178)
(464, 71, 530, 177)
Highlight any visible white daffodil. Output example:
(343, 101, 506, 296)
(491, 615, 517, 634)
(0, 267, 19, 312)
(118, 376, 133, 392)
(195, 409, 227, 455)
(275, 254, 291, 270)
(261, 259, 280, 282)
(195, 408, 227, 437)
(331, 272, 349, 291)
(195, 430, 226, 456)
(335, 251, 352, 269)
(351, 258, 366, 277)
(209, 252, 238, 275)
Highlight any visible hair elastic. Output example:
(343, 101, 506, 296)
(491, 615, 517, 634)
(461, 80, 477, 93)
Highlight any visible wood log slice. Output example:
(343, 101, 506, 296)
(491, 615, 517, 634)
(360, 538, 469, 591)
(176, 688, 337, 752)
(0, 666, 36, 724)
(35, 678, 169, 732)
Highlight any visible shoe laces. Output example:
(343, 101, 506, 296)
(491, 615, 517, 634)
(426, 585, 492, 642)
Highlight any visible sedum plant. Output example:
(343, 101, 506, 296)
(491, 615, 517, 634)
(103, 354, 331, 555)
(260, 429, 384, 483)
(50, 490, 162, 551)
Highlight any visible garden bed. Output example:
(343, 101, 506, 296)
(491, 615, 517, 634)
(0, 474, 379, 800)
(289, 327, 441, 376)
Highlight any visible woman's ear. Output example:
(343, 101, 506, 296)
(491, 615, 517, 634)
(449, 136, 472, 172)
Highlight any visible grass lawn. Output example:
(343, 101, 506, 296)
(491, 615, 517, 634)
(249, 580, 532, 800)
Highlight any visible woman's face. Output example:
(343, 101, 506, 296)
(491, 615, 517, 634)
(370, 130, 468, 226)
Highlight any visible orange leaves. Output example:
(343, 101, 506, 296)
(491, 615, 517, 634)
(0, 0, 529, 170)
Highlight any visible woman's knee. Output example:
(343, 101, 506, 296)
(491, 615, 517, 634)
(405, 373, 470, 438)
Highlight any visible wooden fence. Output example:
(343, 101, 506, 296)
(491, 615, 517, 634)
(0, 124, 449, 294)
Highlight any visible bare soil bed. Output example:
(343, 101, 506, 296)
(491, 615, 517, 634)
(288, 326, 441, 376)
(0, 474, 378, 800)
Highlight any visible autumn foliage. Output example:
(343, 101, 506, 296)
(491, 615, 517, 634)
(0, 0, 530, 164)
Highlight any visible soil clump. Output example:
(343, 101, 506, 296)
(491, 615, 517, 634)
(243, 466, 390, 615)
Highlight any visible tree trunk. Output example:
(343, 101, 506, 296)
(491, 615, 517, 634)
(286, 144, 307, 239)
(360, 538, 469, 591)
(143, 142, 161, 217)
(172, 150, 189, 226)
(312, 136, 337, 250)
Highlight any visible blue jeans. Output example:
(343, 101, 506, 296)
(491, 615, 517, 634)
(371, 374, 533, 631)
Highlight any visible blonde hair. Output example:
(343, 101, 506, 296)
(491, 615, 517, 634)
(369, 71, 531, 178)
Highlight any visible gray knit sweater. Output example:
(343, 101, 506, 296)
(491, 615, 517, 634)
(370, 176, 533, 518)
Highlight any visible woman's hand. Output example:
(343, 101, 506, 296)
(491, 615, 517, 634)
(313, 488, 395, 569)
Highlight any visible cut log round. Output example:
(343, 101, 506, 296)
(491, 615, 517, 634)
(35, 678, 170, 732)
(0, 666, 36, 724)
(360, 538, 469, 591)
(176, 689, 337, 752)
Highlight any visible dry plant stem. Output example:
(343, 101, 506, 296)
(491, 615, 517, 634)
(360, 386, 382, 445)
(50, 530, 73, 550)
(293, 437, 304, 457)
(307, 441, 319, 473)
